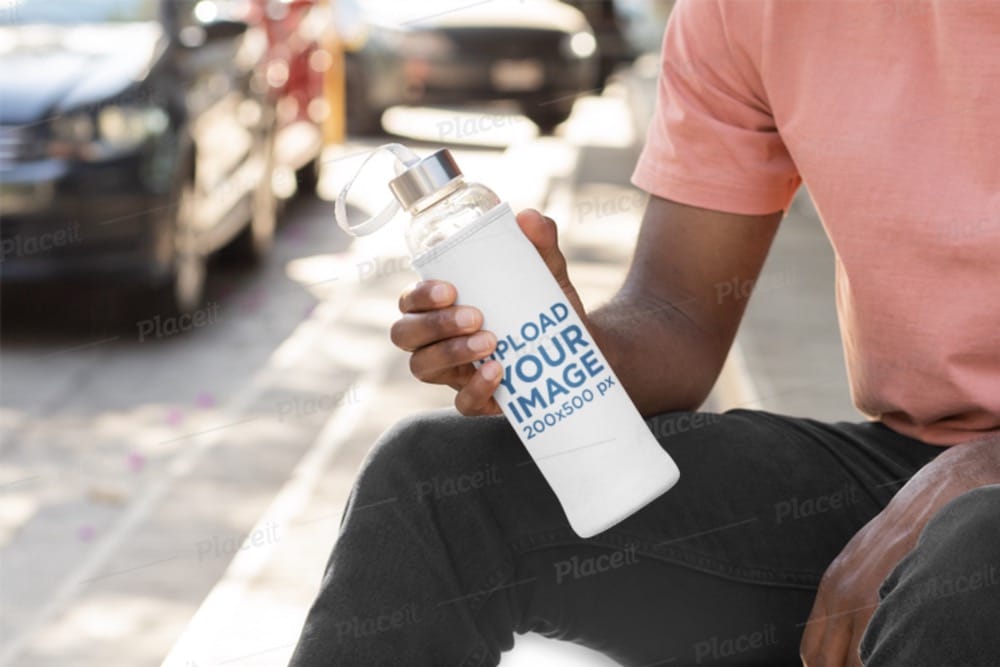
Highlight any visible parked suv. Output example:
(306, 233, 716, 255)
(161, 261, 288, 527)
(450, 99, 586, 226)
(0, 0, 278, 314)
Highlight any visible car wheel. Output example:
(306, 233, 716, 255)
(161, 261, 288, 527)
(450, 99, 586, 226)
(221, 131, 278, 265)
(152, 180, 207, 317)
(524, 99, 575, 135)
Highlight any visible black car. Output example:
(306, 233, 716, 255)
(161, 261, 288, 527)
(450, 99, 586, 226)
(338, 0, 599, 135)
(0, 0, 278, 314)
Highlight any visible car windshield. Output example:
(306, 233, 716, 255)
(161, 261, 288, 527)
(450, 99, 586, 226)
(1, 0, 160, 25)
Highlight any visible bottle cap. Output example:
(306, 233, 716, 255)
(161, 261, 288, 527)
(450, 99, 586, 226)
(388, 148, 462, 211)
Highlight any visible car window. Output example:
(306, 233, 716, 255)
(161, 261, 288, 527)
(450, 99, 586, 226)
(1, 0, 160, 25)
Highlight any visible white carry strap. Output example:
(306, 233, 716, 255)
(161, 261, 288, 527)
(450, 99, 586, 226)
(334, 143, 420, 237)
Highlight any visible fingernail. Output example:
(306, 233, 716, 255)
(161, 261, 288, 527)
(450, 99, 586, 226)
(455, 309, 477, 329)
(481, 362, 500, 381)
(430, 284, 450, 304)
(468, 332, 494, 353)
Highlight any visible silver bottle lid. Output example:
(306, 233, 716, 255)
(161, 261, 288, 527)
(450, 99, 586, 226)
(388, 148, 462, 211)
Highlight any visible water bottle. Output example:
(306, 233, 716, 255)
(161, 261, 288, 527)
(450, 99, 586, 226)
(336, 144, 680, 538)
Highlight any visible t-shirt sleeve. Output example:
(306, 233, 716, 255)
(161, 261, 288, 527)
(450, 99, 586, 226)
(632, 0, 800, 215)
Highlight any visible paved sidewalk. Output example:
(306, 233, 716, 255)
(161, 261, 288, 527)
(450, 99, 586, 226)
(162, 60, 859, 667)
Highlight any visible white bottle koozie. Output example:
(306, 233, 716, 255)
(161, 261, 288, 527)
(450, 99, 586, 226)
(412, 203, 680, 538)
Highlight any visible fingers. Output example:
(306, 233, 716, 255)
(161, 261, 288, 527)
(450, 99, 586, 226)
(408, 331, 497, 381)
(393, 279, 487, 354)
(800, 586, 865, 667)
(392, 278, 499, 414)
(398, 280, 456, 313)
(516, 209, 590, 321)
(800, 592, 827, 666)
(819, 613, 853, 667)
(454, 361, 504, 416)
(392, 218, 567, 416)
(515, 209, 570, 285)
(391, 304, 484, 353)
(516, 208, 558, 252)
(403, 355, 502, 417)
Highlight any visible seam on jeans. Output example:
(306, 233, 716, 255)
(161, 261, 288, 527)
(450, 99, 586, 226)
(508, 528, 821, 591)
(460, 558, 517, 613)
(452, 559, 515, 667)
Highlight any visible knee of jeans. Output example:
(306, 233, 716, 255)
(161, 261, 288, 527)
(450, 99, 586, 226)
(913, 484, 1000, 567)
(861, 485, 1000, 662)
(354, 409, 511, 502)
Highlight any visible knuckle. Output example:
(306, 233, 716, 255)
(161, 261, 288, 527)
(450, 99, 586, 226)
(454, 390, 474, 416)
(450, 335, 472, 359)
(431, 308, 457, 337)
(408, 354, 429, 381)
(390, 317, 419, 351)
(397, 287, 413, 313)
(546, 216, 559, 240)
(389, 321, 405, 348)
(819, 569, 841, 591)
(455, 381, 487, 416)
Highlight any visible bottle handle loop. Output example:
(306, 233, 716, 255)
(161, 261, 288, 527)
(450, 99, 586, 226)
(334, 143, 420, 237)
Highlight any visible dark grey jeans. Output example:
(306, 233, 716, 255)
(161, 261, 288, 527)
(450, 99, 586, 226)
(289, 409, 1000, 666)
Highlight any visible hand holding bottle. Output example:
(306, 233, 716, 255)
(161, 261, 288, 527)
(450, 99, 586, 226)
(336, 144, 678, 538)
(391, 209, 588, 417)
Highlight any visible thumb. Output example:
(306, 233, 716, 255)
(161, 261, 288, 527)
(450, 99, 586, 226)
(516, 209, 570, 286)
(515, 209, 585, 316)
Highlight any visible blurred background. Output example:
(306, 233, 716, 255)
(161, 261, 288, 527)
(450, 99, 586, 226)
(1, 1, 853, 665)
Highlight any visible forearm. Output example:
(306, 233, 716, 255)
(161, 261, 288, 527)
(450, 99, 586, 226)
(587, 287, 728, 416)
(568, 195, 782, 417)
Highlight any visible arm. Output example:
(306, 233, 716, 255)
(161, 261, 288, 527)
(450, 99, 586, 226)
(391, 194, 782, 417)
(589, 195, 782, 415)
(801, 437, 1000, 666)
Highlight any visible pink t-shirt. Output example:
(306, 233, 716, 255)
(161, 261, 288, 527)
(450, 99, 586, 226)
(632, 0, 1000, 446)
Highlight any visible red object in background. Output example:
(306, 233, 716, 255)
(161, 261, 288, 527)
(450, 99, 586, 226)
(247, 0, 333, 196)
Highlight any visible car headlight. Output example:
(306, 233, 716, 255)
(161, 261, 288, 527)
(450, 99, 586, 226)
(563, 31, 597, 59)
(98, 106, 157, 151)
(50, 112, 96, 145)
(49, 105, 167, 160)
